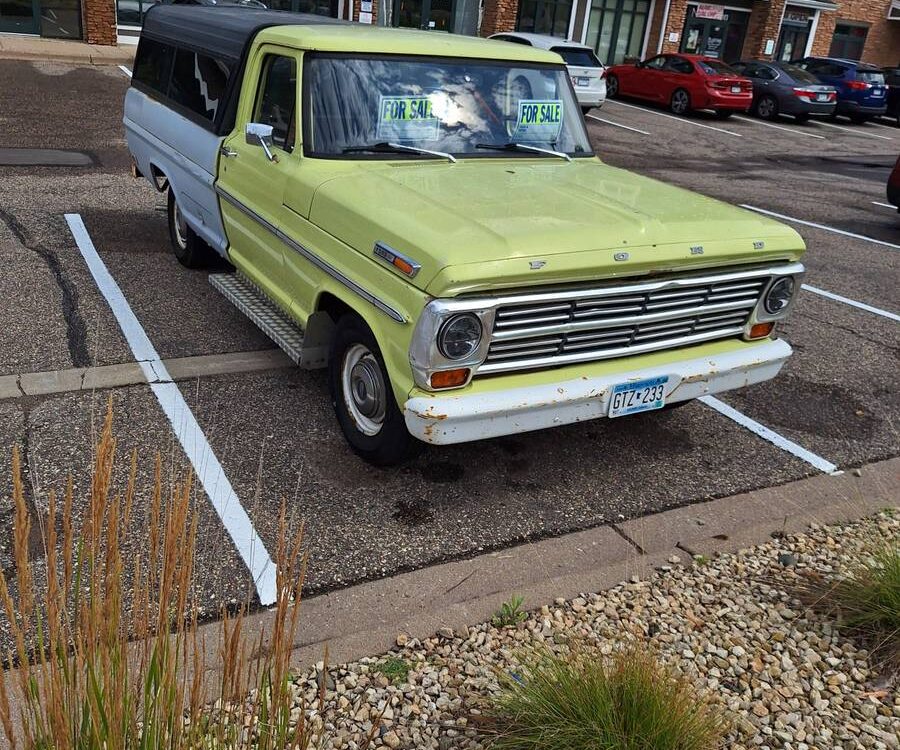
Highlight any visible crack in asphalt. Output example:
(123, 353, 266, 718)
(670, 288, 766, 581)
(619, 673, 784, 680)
(0, 206, 91, 368)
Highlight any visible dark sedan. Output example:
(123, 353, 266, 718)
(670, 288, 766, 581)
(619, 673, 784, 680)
(731, 60, 836, 122)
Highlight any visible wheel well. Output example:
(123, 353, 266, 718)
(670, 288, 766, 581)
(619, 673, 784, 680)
(149, 164, 169, 193)
(316, 292, 356, 324)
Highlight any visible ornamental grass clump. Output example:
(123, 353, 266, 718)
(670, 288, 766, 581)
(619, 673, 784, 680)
(805, 542, 900, 671)
(0, 404, 318, 750)
(486, 643, 729, 750)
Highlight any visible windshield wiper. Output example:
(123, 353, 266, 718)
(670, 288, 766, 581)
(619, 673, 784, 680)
(475, 142, 572, 162)
(342, 142, 456, 163)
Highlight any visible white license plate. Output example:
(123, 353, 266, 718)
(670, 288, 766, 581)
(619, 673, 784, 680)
(872, 88, 884, 97)
(576, 77, 591, 87)
(731, 85, 741, 93)
(608, 376, 668, 418)
(816, 93, 829, 102)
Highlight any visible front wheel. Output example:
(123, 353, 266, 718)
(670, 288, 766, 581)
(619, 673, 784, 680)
(606, 74, 619, 99)
(670, 88, 690, 115)
(167, 189, 214, 269)
(329, 314, 416, 466)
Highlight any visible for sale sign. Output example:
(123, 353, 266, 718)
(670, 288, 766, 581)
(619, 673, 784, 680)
(695, 3, 724, 20)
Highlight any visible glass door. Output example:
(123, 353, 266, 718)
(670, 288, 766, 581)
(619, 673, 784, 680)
(392, 0, 453, 29)
(0, 0, 40, 34)
(585, 0, 651, 66)
(776, 25, 809, 62)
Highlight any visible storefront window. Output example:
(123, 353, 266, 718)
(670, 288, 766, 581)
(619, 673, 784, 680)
(680, 5, 748, 63)
(585, 0, 650, 65)
(517, 0, 574, 38)
(39, 0, 82, 38)
(116, 0, 160, 27)
(828, 23, 868, 61)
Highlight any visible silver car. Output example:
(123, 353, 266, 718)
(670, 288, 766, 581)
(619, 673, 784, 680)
(489, 32, 607, 113)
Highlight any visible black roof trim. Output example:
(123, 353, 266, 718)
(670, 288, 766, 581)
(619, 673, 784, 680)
(141, 5, 344, 61)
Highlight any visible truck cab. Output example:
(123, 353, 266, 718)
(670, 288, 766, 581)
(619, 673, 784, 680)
(125, 6, 805, 465)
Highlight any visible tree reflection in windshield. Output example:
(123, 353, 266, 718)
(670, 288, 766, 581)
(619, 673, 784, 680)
(303, 55, 593, 158)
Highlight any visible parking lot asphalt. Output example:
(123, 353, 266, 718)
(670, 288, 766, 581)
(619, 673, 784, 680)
(0, 61, 897, 618)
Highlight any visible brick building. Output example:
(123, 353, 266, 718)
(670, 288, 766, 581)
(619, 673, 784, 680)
(1, 0, 896, 64)
(482, 0, 900, 67)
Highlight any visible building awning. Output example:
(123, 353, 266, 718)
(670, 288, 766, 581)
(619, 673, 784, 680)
(784, 0, 838, 10)
(890, 0, 900, 20)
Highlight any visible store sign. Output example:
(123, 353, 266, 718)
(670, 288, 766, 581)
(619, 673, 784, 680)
(695, 4, 725, 20)
(785, 11, 810, 23)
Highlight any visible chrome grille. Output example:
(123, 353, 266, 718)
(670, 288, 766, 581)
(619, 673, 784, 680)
(480, 274, 769, 373)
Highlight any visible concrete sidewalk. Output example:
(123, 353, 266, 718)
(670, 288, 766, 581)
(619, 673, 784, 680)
(0, 36, 135, 65)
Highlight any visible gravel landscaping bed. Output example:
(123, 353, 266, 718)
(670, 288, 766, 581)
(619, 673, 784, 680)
(286, 510, 899, 750)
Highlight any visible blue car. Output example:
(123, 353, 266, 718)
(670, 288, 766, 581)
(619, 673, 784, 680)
(793, 57, 887, 123)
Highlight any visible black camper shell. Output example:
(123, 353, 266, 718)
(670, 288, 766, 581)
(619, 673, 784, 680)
(131, 5, 342, 134)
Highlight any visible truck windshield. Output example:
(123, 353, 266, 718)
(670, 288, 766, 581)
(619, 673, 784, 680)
(303, 54, 593, 159)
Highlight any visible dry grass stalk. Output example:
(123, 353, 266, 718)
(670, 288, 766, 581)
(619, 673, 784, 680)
(0, 401, 317, 749)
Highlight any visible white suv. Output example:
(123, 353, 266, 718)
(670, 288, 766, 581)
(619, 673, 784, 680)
(489, 32, 607, 113)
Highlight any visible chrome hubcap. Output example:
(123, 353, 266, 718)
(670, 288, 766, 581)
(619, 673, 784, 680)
(173, 200, 188, 250)
(342, 344, 386, 436)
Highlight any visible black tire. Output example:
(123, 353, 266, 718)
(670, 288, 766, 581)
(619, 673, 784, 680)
(670, 88, 690, 115)
(167, 189, 215, 269)
(714, 110, 733, 120)
(581, 105, 593, 115)
(606, 74, 619, 99)
(329, 313, 416, 466)
(794, 113, 810, 123)
(754, 95, 778, 120)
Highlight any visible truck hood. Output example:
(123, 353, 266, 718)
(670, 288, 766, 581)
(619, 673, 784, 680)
(308, 158, 804, 296)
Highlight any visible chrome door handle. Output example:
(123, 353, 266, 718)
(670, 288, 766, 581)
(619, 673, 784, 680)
(220, 146, 238, 158)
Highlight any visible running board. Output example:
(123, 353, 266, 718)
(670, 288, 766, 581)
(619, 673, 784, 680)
(209, 272, 307, 365)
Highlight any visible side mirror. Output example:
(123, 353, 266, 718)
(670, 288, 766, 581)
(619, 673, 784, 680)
(245, 122, 277, 162)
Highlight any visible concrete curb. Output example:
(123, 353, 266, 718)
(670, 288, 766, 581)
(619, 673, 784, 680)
(0, 39, 135, 66)
(199, 456, 899, 677)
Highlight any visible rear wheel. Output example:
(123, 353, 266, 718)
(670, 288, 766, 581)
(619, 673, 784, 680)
(670, 88, 690, 115)
(329, 313, 415, 466)
(167, 189, 215, 269)
(606, 74, 619, 98)
(755, 95, 778, 120)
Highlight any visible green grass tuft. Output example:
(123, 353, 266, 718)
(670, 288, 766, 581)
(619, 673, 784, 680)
(486, 643, 729, 750)
(376, 657, 411, 684)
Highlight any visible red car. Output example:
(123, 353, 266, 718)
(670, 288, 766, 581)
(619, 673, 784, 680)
(606, 54, 753, 119)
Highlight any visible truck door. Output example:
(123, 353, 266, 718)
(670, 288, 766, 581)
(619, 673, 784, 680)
(216, 47, 300, 313)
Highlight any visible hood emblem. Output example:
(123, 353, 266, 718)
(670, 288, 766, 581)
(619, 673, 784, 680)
(373, 241, 420, 278)
(614, 252, 629, 262)
(690, 245, 704, 255)
(529, 260, 547, 270)
(753, 241, 765, 250)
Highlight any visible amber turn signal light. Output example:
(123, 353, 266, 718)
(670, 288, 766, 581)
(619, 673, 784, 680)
(430, 368, 470, 389)
(748, 322, 775, 339)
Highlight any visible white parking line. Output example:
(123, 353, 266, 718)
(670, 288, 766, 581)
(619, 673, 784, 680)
(732, 115, 826, 140)
(699, 396, 839, 474)
(118, 65, 132, 78)
(867, 120, 897, 130)
(64, 214, 278, 606)
(585, 113, 651, 136)
(740, 204, 900, 250)
(815, 120, 893, 140)
(872, 201, 896, 210)
(802, 284, 900, 323)
(605, 99, 743, 137)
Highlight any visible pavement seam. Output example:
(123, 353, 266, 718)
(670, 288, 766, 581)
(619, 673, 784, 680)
(610, 523, 645, 555)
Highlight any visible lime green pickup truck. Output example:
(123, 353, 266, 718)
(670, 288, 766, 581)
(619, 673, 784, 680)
(125, 6, 804, 465)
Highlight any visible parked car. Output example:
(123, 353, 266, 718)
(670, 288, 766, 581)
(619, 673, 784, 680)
(606, 54, 752, 118)
(126, 6, 805, 465)
(888, 156, 900, 209)
(730, 60, 836, 122)
(489, 32, 606, 113)
(162, 0, 268, 6)
(883, 66, 900, 126)
(792, 57, 887, 123)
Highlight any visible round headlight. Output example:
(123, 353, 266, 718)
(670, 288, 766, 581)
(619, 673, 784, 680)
(764, 277, 795, 315)
(438, 314, 482, 360)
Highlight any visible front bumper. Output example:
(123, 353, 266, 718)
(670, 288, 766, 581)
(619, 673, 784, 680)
(404, 337, 792, 445)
